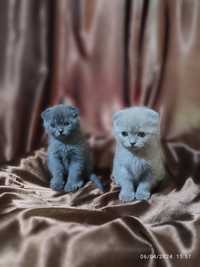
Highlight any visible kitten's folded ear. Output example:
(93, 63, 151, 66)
(41, 107, 52, 121)
(68, 106, 80, 117)
(112, 111, 122, 122)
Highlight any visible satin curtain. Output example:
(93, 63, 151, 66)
(0, 0, 52, 163)
(0, 1, 200, 267)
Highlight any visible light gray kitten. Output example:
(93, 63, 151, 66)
(112, 106, 165, 202)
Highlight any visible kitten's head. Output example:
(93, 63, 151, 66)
(41, 104, 80, 140)
(112, 107, 160, 151)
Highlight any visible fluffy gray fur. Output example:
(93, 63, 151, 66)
(41, 104, 104, 192)
(112, 106, 165, 202)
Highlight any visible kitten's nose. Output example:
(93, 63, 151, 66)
(58, 129, 63, 134)
(130, 141, 136, 147)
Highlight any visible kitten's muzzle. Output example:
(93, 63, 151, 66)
(58, 129, 63, 135)
(130, 141, 136, 147)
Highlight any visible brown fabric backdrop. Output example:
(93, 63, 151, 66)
(0, 0, 200, 266)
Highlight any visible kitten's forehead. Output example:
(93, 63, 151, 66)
(44, 105, 79, 122)
(114, 107, 159, 130)
(52, 108, 69, 120)
(51, 113, 65, 123)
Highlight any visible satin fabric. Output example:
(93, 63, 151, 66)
(0, 0, 52, 163)
(1, 150, 199, 267)
(0, 0, 200, 266)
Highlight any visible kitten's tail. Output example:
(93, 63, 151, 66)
(90, 174, 105, 192)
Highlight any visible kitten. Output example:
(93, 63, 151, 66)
(112, 106, 165, 202)
(41, 104, 104, 192)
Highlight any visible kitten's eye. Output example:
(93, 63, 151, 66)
(137, 131, 145, 137)
(121, 131, 128, 137)
(50, 123, 55, 128)
(73, 113, 78, 118)
(64, 121, 70, 126)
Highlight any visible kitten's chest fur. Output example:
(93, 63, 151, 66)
(113, 142, 165, 180)
(48, 136, 85, 160)
(58, 143, 79, 158)
(114, 145, 147, 178)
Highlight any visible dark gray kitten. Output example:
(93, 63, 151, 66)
(41, 104, 104, 192)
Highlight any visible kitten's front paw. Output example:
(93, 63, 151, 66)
(119, 191, 135, 202)
(64, 179, 84, 192)
(50, 177, 65, 191)
(135, 189, 151, 200)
